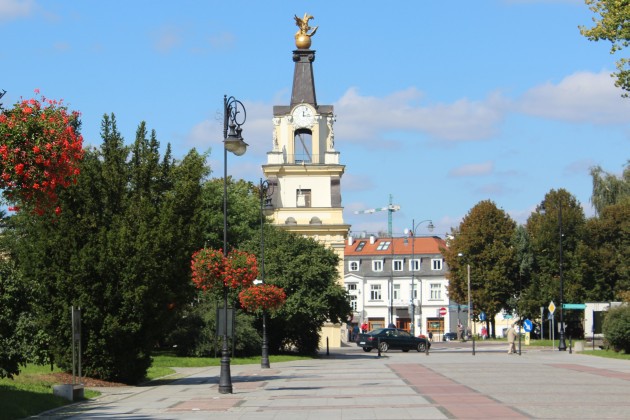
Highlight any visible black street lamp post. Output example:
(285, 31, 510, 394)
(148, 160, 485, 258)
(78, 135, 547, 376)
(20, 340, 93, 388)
(404, 219, 434, 336)
(457, 253, 475, 356)
(219, 95, 248, 394)
(557, 204, 567, 351)
(259, 178, 274, 369)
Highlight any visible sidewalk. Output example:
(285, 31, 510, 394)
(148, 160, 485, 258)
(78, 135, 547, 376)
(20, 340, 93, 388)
(37, 343, 630, 419)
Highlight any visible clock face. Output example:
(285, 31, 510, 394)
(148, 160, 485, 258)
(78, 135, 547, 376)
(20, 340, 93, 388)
(292, 104, 315, 127)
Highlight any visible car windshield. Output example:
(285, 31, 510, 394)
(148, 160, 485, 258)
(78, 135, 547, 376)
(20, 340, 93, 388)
(369, 328, 386, 335)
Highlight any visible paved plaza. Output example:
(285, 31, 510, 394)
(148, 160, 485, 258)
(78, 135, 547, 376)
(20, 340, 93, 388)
(37, 341, 630, 419)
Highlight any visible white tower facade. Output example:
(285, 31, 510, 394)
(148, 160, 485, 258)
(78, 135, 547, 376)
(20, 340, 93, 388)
(262, 25, 350, 347)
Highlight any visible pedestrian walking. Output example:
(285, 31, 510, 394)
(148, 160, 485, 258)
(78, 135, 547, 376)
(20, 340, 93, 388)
(507, 323, 517, 354)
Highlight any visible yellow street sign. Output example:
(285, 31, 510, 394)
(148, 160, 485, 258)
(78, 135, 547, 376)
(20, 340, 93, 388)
(548, 301, 556, 314)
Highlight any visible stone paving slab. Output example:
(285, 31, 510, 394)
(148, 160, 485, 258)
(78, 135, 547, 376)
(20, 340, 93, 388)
(36, 344, 630, 419)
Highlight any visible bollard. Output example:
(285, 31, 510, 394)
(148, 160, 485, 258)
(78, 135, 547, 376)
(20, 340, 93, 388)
(326, 337, 329, 356)
(377, 337, 381, 358)
(569, 337, 572, 354)
(425, 340, 429, 356)
(472, 335, 476, 356)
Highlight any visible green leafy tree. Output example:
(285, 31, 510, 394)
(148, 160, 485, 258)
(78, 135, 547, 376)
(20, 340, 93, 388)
(589, 161, 630, 215)
(523, 189, 586, 336)
(0, 258, 39, 378)
(169, 178, 350, 356)
(579, 201, 630, 301)
(241, 225, 351, 354)
(6, 115, 208, 383)
(442, 200, 519, 338)
(580, 1, 630, 96)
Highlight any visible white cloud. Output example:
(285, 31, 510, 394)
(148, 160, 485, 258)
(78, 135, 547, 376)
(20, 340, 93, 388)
(449, 161, 494, 177)
(334, 87, 506, 144)
(0, 0, 35, 21)
(152, 25, 183, 53)
(518, 71, 630, 124)
(564, 158, 596, 176)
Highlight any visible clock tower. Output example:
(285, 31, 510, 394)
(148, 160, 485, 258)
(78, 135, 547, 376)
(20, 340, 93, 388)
(263, 15, 350, 304)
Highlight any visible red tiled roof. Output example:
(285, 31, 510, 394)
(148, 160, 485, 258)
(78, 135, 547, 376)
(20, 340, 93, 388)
(345, 236, 446, 256)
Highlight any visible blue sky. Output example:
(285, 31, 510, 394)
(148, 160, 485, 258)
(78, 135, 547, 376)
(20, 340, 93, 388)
(2, 0, 628, 237)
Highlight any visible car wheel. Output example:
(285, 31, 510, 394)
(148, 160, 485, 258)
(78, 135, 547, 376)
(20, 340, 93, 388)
(379, 341, 389, 352)
(417, 342, 426, 352)
(363, 347, 372, 352)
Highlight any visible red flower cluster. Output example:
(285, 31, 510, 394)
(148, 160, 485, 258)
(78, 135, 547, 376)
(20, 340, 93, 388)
(238, 284, 287, 313)
(0, 90, 84, 215)
(191, 248, 258, 292)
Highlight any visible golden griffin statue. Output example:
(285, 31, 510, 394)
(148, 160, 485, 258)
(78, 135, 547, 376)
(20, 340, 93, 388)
(294, 13, 318, 49)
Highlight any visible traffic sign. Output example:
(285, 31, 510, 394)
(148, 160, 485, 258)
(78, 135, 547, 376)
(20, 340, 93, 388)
(548, 301, 556, 314)
(523, 319, 533, 332)
(439, 307, 447, 316)
(479, 312, 486, 321)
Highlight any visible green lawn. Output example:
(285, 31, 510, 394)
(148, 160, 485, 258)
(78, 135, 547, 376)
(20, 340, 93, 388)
(0, 364, 99, 420)
(0, 354, 313, 420)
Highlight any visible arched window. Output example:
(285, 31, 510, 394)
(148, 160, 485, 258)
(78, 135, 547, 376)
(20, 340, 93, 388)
(293, 129, 312, 163)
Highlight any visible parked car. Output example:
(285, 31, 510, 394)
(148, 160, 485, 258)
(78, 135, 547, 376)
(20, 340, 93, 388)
(356, 328, 431, 353)
(443, 332, 458, 341)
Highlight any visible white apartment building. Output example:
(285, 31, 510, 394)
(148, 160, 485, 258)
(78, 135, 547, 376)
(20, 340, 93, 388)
(344, 235, 462, 340)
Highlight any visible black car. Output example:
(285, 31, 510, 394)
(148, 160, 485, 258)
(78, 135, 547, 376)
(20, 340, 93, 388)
(356, 328, 431, 353)
(443, 332, 458, 341)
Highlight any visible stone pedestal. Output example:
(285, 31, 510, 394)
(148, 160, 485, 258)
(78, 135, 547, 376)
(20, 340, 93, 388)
(53, 383, 84, 401)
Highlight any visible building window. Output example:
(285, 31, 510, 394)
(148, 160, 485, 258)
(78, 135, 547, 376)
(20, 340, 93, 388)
(355, 241, 366, 252)
(431, 259, 443, 271)
(348, 261, 359, 271)
(294, 129, 312, 163)
(296, 188, 311, 207)
(409, 259, 420, 271)
(393, 284, 400, 300)
(347, 283, 357, 291)
(393, 260, 403, 271)
(430, 283, 441, 300)
(370, 284, 382, 300)
(349, 295, 357, 311)
(372, 260, 383, 272)
(376, 241, 391, 251)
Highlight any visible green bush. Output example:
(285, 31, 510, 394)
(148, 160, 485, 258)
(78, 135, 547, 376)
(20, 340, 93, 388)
(603, 304, 630, 353)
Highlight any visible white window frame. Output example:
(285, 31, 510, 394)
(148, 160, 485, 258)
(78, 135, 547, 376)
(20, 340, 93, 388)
(393, 284, 401, 300)
(409, 259, 421, 271)
(349, 295, 358, 311)
(430, 283, 441, 300)
(393, 259, 403, 271)
(347, 283, 357, 291)
(370, 284, 382, 301)
(349, 261, 359, 271)
(431, 258, 443, 271)
(372, 260, 384, 272)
